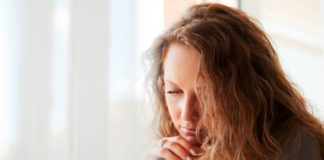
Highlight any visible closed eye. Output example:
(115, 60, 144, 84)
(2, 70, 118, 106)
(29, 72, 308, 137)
(166, 90, 182, 94)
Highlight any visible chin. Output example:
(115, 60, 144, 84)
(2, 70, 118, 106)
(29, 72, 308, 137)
(184, 135, 197, 142)
(179, 133, 200, 145)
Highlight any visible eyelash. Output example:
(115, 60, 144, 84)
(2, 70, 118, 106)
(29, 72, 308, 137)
(166, 90, 181, 94)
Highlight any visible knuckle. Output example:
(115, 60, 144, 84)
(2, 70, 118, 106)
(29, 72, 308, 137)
(175, 136, 182, 141)
(169, 141, 178, 148)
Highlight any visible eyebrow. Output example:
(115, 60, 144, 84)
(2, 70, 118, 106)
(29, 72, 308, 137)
(164, 79, 180, 87)
(164, 79, 204, 90)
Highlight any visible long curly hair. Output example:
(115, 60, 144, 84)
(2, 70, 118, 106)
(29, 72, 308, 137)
(146, 3, 324, 160)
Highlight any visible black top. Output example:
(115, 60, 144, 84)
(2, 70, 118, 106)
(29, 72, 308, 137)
(282, 126, 322, 160)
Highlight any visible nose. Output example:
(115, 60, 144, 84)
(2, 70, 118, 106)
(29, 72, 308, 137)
(180, 93, 199, 121)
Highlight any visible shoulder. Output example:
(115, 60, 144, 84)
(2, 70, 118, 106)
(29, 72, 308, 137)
(282, 125, 322, 160)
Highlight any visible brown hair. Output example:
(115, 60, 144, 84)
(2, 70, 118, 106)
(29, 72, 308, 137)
(146, 3, 324, 159)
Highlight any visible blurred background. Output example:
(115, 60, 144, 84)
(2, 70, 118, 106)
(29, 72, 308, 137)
(0, 0, 323, 159)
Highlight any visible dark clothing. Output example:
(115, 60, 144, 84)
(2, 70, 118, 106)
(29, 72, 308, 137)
(282, 126, 322, 160)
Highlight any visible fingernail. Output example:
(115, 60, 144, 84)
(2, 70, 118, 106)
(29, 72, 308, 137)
(186, 156, 192, 160)
(190, 149, 198, 156)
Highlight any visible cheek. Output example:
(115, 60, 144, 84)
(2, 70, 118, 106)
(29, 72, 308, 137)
(166, 98, 181, 124)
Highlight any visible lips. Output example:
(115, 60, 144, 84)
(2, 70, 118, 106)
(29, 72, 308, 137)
(180, 127, 196, 136)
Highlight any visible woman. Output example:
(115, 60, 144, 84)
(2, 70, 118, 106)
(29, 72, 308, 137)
(146, 3, 324, 160)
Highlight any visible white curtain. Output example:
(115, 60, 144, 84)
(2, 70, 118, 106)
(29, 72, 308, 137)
(0, 0, 163, 159)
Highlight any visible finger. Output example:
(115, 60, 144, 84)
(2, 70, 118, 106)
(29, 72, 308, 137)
(160, 147, 181, 160)
(169, 136, 203, 156)
(163, 140, 191, 160)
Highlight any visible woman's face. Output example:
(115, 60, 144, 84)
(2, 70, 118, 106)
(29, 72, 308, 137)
(163, 43, 202, 145)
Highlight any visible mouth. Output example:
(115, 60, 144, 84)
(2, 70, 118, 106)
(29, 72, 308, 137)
(180, 127, 196, 136)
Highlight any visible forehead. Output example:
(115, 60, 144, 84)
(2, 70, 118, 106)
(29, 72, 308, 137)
(163, 43, 202, 88)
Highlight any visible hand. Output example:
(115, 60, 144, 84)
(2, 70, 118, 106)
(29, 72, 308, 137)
(149, 136, 203, 160)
